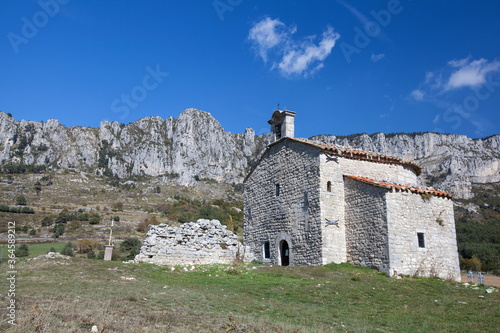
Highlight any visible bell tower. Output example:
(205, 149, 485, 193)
(268, 110, 296, 141)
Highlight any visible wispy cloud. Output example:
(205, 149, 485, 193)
(411, 57, 500, 98)
(371, 53, 385, 62)
(248, 17, 294, 63)
(337, 0, 370, 26)
(445, 57, 500, 90)
(410, 57, 500, 135)
(410, 89, 424, 101)
(248, 17, 340, 78)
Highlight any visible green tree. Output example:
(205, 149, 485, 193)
(120, 238, 142, 260)
(15, 244, 29, 257)
(89, 213, 101, 225)
(34, 181, 42, 195)
(52, 223, 65, 238)
(41, 216, 53, 227)
(15, 195, 27, 206)
(61, 242, 74, 257)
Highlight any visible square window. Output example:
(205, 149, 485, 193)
(263, 241, 270, 259)
(417, 233, 425, 248)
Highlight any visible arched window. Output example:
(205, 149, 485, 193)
(327, 181, 332, 192)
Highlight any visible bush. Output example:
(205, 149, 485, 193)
(15, 195, 27, 205)
(120, 238, 142, 260)
(460, 255, 482, 272)
(29, 229, 36, 235)
(89, 213, 101, 225)
(61, 242, 74, 257)
(87, 251, 96, 259)
(52, 224, 65, 238)
(112, 202, 124, 211)
(15, 244, 29, 257)
(76, 239, 98, 253)
(49, 247, 57, 253)
(97, 250, 105, 260)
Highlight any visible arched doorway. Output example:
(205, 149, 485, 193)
(280, 240, 290, 266)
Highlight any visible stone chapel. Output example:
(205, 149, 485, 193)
(243, 110, 461, 281)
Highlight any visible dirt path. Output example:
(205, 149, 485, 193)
(461, 273, 500, 287)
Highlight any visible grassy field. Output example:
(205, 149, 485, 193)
(0, 242, 66, 261)
(1, 257, 499, 332)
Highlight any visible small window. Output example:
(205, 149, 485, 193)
(417, 233, 425, 248)
(275, 183, 280, 197)
(327, 181, 332, 192)
(263, 241, 270, 259)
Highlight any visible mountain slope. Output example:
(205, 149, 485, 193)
(1, 110, 499, 198)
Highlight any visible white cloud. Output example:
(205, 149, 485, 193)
(248, 17, 340, 78)
(337, 0, 370, 26)
(278, 27, 340, 77)
(446, 58, 500, 90)
(248, 17, 292, 63)
(371, 53, 385, 62)
(410, 57, 500, 135)
(410, 89, 424, 101)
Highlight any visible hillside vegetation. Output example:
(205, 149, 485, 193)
(1, 257, 499, 332)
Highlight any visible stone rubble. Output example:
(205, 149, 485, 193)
(135, 219, 252, 265)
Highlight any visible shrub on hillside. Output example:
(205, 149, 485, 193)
(15, 244, 29, 257)
(41, 216, 53, 226)
(87, 250, 96, 259)
(120, 238, 142, 260)
(52, 223, 65, 238)
(61, 242, 74, 257)
(76, 239, 98, 253)
(15, 195, 27, 205)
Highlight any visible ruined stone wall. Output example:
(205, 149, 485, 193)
(135, 219, 251, 266)
(244, 140, 322, 265)
(344, 177, 391, 272)
(319, 153, 417, 264)
(386, 192, 461, 281)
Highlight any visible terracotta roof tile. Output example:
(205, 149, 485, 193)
(290, 138, 422, 176)
(344, 174, 452, 198)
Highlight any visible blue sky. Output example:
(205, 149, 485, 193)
(2, 0, 500, 139)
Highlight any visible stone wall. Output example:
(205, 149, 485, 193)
(135, 219, 251, 266)
(344, 177, 390, 272)
(244, 140, 322, 265)
(386, 192, 460, 281)
(318, 153, 418, 264)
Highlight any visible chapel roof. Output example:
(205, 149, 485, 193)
(287, 137, 422, 175)
(344, 174, 452, 198)
(244, 137, 423, 182)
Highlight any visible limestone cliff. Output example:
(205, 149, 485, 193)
(0, 110, 498, 198)
(0, 109, 270, 185)
(311, 133, 500, 199)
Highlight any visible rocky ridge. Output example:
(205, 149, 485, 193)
(0, 109, 499, 199)
(311, 133, 500, 199)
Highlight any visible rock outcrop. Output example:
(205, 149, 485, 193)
(0, 110, 499, 198)
(0, 109, 270, 185)
(311, 133, 500, 199)
(135, 219, 252, 265)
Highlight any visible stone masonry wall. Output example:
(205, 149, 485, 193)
(244, 140, 322, 265)
(135, 219, 251, 265)
(344, 177, 390, 272)
(319, 153, 417, 264)
(386, 192, 461, 281)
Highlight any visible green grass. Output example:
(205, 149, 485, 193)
(1, 259, 499, 332)
(0, 242, 65, 261)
